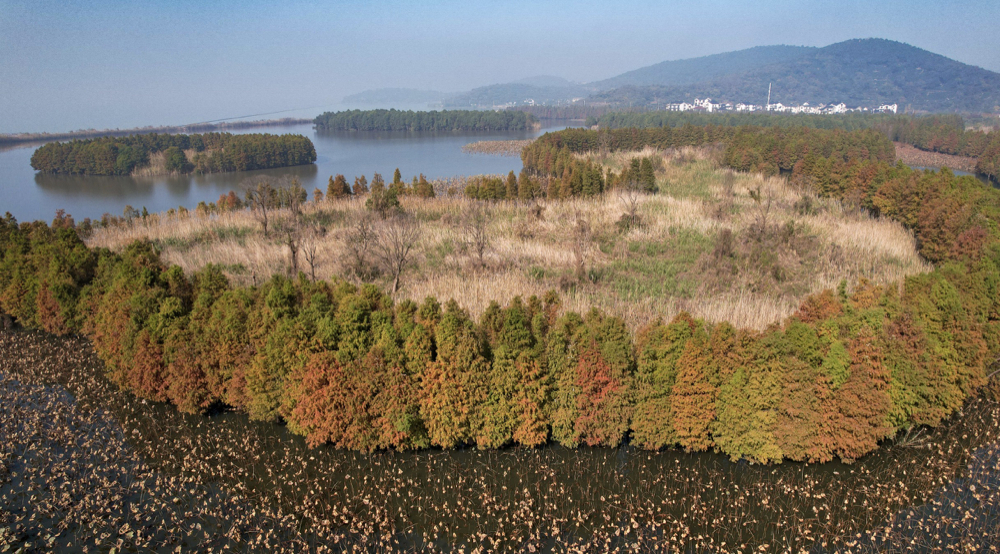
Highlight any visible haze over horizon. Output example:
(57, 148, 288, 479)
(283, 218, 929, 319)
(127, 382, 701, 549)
(3, 0, 999, 133)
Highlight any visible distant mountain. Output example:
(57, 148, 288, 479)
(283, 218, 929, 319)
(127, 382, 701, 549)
(514, 75, 577, 88)
(590, 39, 1000, 113)
(347, 39, 1000, 114)
(342, 88, 449, 106)
(591, 45, 816, 90)
(443, 82, 590, 108)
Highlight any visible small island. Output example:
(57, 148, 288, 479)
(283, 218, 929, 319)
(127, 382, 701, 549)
(313, 108, 539, 132)
(29, 132, 317, 177)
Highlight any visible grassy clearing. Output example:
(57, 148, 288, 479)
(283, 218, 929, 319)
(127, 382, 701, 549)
(88, 147, 932, 330)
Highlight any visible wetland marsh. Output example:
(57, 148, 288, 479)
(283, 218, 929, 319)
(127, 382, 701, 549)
(2, 329, 999, 553)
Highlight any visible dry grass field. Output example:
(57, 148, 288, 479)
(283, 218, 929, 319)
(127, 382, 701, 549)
(88, 147, 932, 331)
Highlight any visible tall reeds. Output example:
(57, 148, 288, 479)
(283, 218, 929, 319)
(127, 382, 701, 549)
(86, 155, 931, 331)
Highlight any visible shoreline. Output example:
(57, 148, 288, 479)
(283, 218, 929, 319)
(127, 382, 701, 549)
(0, 117, 314, 148)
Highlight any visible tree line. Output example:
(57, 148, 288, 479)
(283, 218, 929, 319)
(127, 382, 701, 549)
(505, 105, 631, 121)
(522, 125, 895, 195)
(2, 124, 998, 463)
(313, 109, 538, 132)
(586, 111, 1000, 180)
(29, 132, 317, 176)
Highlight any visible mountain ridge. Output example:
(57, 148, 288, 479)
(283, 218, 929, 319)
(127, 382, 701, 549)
(347, 39, 1000, 114)
(589, 39, 1000, 113)
(591, 45, 817, 90)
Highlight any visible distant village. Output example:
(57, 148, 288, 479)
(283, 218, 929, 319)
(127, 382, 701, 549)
(669, 98, 899, 115)
(496, 97, 900, 115)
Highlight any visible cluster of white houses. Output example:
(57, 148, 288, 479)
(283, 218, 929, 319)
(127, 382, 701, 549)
(664, 98, 899, 115)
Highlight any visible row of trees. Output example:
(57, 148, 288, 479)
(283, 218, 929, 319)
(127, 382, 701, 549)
(463, 170, 542, 201)
(3, 124, 998, 463)
(461, 158, 655, 203)
(29, 132, 316, 176)
(314, 109, 538, 132)
(522, 125, 893, 188)
(877, 115, 999, 158)
(587, 111, 1000, 180)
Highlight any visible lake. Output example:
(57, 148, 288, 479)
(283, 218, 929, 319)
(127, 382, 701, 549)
(0, 121, 575, 224)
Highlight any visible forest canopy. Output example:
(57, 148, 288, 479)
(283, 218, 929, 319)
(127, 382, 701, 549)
(29, 132, 317, 176)
(313, 109, 539, 132)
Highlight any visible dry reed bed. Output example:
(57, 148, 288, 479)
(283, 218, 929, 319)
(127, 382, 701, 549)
(88, 152, 932, 331)
(461, 139, 534, 157)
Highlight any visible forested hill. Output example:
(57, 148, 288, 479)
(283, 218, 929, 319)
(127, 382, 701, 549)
(30, 133, 316, 176)
(591, 39, 1000, 113)
(341, 88, 449, 106)
(592, 45, 816, 90)
(313, 109, 538, 132)
(442, 83, 591, 108)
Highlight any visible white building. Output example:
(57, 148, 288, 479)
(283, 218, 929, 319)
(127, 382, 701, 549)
(693, 98, 720, 113)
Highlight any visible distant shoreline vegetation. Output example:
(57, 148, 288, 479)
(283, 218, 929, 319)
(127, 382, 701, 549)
(0, 117, 312, 148)
(29, 133, 317, 177)
(586, 111, 1000, 181)
(313, 109, 539, 132)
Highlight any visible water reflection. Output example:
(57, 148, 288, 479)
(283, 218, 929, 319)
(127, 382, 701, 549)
(34, 172, 157, 200)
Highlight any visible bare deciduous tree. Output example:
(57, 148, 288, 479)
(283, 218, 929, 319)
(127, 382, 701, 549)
(272, 178, 310, 277)
(463, 202, 492, 267)
(572, 213, 591, 282)
(748, 185, 775, 241)
(374, 214, 421, 293)
(244, 177, 277, 236)
(301, 225, 326, 282)
(616, 181, 643, 232)
(342, 215, 380, 282)
(721, 170, 736, 197)
(597, 129, 612, 158)
(274, 216, 302, 277)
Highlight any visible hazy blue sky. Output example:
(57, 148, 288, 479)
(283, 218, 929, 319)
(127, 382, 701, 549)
(2, 0, 999, 132)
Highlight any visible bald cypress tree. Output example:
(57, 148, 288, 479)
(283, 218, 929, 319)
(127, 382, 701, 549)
(419, 301, 488, 448)
(414, 174, 435, 198)
(639, 157, 656, 193)
(547, 312, 584, 446)
(353, 175, 368, 196)
(712, 360, 782, 463)
(631, 314, 695, 449)
(670, 327, 717, 452)
(505, 171, 518, 200)
(328, 174, 350, 199)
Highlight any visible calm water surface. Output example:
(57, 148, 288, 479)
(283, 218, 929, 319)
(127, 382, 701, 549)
(0, 121, 573, 223)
